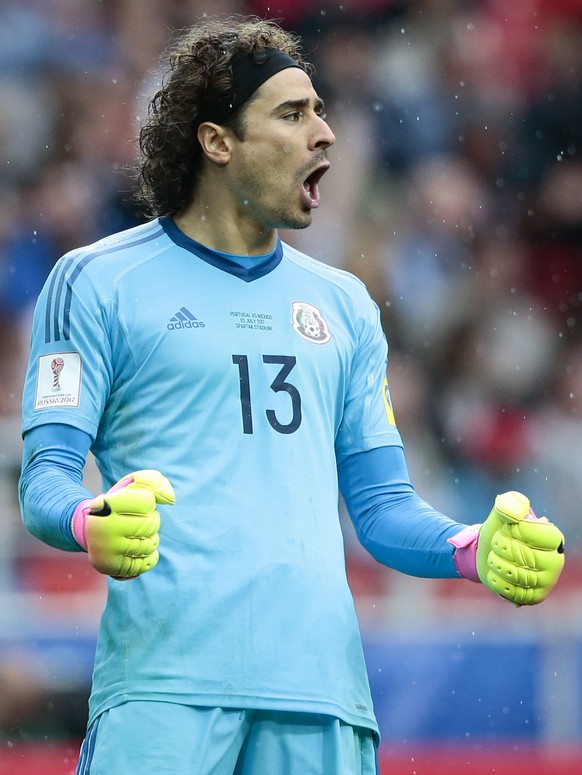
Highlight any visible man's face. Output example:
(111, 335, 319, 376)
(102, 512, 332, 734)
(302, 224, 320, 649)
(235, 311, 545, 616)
(226, 67, 336, 231)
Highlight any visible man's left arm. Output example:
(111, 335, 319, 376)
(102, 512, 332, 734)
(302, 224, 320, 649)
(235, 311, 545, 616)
(339, 445, 565, 605)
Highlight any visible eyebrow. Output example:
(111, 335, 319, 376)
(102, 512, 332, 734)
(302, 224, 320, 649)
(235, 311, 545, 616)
(272, 96, 325, 114)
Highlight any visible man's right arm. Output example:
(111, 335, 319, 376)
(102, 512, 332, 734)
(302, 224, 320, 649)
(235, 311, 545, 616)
(19, 423, 94, 551)
(19, 423, 176, 579)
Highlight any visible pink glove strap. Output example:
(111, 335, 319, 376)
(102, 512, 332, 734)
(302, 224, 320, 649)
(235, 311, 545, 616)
(447, 524, 481, 583)
(71, 499, 94, 551)
(71, 477, 135, 550)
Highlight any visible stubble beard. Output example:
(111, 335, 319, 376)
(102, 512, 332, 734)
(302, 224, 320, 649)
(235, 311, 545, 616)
(238, 166, 313, 232)
(270, 207, 313, 231)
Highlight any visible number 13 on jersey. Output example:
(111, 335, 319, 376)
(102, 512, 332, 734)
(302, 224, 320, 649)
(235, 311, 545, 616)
(232, 354, 302, 435)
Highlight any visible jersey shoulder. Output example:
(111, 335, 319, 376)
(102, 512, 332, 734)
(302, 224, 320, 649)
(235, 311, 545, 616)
(57, 219, 168, 284)
(281, 241, 378, 321)
(35, 220, 171, 345)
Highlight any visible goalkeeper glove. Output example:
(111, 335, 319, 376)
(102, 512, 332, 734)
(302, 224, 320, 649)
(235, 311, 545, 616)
(71, 470, 175, 579)
(448, 491, 565, 606)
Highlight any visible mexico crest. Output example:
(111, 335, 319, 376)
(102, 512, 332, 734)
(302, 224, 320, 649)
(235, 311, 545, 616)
(291, 302, 331, 344)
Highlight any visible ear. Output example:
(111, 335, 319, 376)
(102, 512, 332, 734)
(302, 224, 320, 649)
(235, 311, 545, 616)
(197, 122, 232, 166)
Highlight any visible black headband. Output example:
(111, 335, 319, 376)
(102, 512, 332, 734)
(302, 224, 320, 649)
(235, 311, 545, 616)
(199, 47, 303, 125)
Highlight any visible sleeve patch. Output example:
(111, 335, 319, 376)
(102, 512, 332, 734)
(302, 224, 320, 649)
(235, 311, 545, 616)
(382, 377, 396, 426)
(34, 352, 82, 410)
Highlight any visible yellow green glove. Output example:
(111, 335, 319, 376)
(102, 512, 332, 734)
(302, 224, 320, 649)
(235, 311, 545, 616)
(476, 491, 565, 606)
(72, 470, 175, 579)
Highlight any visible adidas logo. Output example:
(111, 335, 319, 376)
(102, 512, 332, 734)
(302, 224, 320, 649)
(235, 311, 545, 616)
(167, 307, 206, 330)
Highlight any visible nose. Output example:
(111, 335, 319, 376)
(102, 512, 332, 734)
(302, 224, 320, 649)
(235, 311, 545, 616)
(313, 113, 336, 151)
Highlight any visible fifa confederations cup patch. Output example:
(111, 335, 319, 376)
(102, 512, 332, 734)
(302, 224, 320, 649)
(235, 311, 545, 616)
(34, 352, 82, 409)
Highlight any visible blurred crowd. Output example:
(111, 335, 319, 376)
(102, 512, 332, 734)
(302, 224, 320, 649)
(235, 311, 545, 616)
(1, 0, 582, 541)
(1, 0, 582, 745)
(4, 0, 581, 538)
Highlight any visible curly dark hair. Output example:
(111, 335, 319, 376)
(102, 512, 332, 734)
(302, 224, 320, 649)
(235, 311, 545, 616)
(135, 16, 313, 218)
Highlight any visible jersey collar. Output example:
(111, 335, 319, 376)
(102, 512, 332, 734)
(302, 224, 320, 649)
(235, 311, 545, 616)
(160, 216, 283, 282)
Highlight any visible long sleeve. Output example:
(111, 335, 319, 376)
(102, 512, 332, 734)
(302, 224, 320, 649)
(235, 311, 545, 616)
(19, 423, 94, 551)
(338, 445, 467, 578)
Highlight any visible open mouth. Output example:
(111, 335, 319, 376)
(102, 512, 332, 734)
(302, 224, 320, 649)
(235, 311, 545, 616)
(302, 163, 330, 209)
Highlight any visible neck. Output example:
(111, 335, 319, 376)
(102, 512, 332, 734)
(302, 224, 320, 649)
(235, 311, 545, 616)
(174, 185, 277, 257)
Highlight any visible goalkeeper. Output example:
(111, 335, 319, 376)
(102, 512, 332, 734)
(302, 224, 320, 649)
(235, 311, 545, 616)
(19, 15, 564, 775)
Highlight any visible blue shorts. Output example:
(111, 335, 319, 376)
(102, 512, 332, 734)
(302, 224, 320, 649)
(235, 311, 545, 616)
(76, 701, 379, 775)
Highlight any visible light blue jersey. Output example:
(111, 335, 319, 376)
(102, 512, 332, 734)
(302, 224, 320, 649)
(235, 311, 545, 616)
(22, 217, 403, 733)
